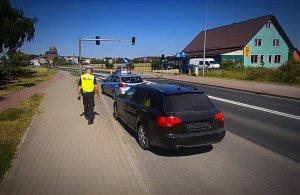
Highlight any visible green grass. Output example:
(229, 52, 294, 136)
(204, 69, 249, 80)
(0, 94, 44, 182)
(0, 68, 58, 96)
(201, 68, 300, 87)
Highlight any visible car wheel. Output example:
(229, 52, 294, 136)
(101, 86, 104, 94)
(112, 91, 117, 100)
(113, 103, 119, 120)
(137, 123, 150, 150)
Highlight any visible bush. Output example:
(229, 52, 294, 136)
(151, 59, 160, 70)
(272, 61, 300, 84)
(245, 67, 274, 81)
(105, 61, 113, 69)
(221, 59, 243, 70)
(127, 62, 135, 70)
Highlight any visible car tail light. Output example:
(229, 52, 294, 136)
(157, 116, 182, 127)
(215, 112, 224, 122)
(118, 83, 128, 88)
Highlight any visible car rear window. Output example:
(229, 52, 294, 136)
(164, 93, 214, 112)
(121, 76, 143, 83)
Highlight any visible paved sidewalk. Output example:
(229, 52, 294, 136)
(0, 71, 150, 194)
(139, 71, 300, 100)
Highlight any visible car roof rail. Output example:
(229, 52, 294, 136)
(167, 82, 199, 90)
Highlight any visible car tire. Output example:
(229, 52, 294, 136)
(113, 103, 119, 120)
(101, 87, 104, 94)
(112, 91, 117, 100)
(137, 123, 150, 150)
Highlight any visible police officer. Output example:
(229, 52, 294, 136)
(77, 66, 99, 125)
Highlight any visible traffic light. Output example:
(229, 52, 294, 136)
(132, 37, 135, 45)
(161, 54, 165, 63)
(96, 36, 100, 45)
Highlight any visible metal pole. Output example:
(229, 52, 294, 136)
(202, 0, 207, 76)
(79, 37, 82, 75)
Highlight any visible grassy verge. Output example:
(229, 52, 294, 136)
(0, 67, 58, 96)
(0, 94, 44, 182)
(204, 67, 300, 87)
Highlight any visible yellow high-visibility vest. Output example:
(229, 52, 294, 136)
(81, 73, 95, 92)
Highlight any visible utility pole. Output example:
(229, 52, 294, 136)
(79, 37, 82, 75)
(202, 0, 207, 77)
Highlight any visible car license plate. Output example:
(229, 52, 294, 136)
(186, 122, 211, 131)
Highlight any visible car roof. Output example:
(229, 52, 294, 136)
(137, 83, 204, 95)
(113, 73, 140, 78)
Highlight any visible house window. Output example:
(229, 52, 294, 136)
(259, 55, 264, 64)
(266, 21, 272, 28)
(269, 55, 273, 63)
(273, 39, 280, 47)
(254, 39, 263, 47)
(251, 55, 258, 64)
(274, 55, 281, 63)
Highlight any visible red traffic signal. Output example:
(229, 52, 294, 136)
(132, 37, 135, 45)
(96, 36, 100, 45)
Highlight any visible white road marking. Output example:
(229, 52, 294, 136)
(208, 95, 300, 121)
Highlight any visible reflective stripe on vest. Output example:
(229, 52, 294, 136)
(81, 74, 95, 92)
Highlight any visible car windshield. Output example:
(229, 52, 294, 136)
(164, 93, 214, 112)
(121, 76, 143, 83)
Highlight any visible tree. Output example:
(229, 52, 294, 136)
(127, 62, 134, 70)
(0, 50, 30, 84)
(151, 59, 160, 70)
(0, 0, 38, 53)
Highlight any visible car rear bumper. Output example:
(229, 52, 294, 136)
(155, 128, 226, 149)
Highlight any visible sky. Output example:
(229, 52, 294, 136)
(10, 0, 300, 59)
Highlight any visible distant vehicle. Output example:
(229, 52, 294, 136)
(113, 83, 226, 150)
(180, 64, 195, 73)
(189, 58, 220, 69)
(101, 72, 144, 99)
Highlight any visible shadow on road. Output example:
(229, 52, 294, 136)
(150, 145, 213, 157)
(0, 96, 8, 102)
(115, 115, 214, 157)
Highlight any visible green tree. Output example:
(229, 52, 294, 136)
(127, 62, 134, 70)
(151, 59, 160, 70)
(0, 50, 30, 84)
(0, 0, 38, 53)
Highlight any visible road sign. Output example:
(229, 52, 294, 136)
(122, 58, 129, 64)
(244, 46, 250, 57)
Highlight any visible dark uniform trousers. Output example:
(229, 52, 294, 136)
(82, 91, 95, 120)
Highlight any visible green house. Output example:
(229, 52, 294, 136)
(183, 15, 294, 68)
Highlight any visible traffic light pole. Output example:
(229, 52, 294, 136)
(79, 37, 82, 75)
(78, 37, 135, 75)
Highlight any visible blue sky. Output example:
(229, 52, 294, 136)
(11, 0, 300, 59)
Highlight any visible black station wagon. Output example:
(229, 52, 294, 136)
(113, 83, 226, 150)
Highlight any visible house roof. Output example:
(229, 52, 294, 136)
(184, 14, 294, 57)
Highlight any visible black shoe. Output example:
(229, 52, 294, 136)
(88, 120, 93, 125)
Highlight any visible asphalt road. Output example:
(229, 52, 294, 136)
(100, 91, 300, 194)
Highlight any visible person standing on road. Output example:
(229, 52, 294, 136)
(77, 66, 99, 125)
